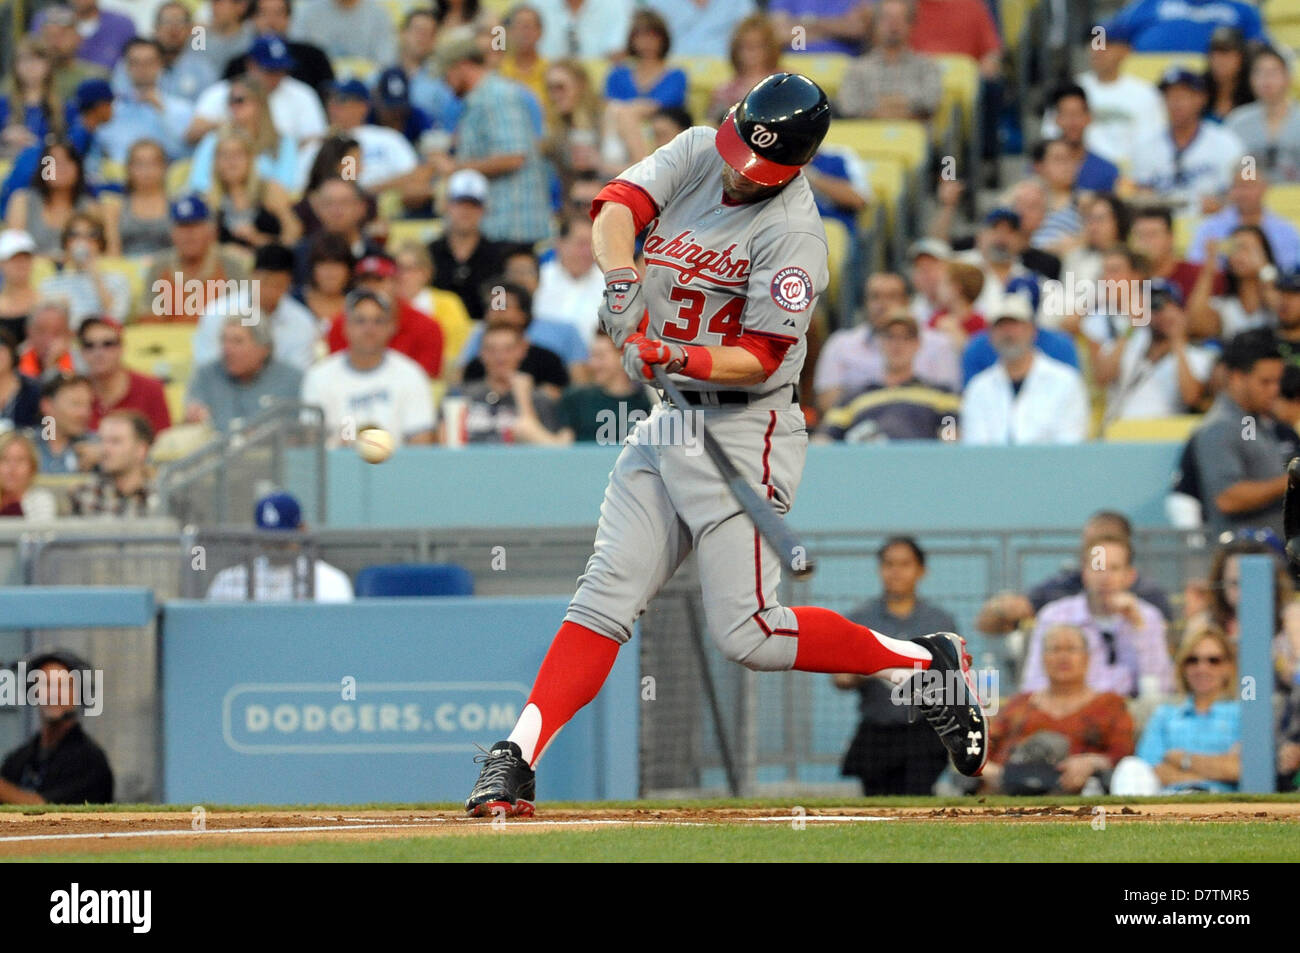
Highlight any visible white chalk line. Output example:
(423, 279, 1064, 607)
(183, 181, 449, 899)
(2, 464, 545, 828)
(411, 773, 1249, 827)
(0, 815, 896, 845)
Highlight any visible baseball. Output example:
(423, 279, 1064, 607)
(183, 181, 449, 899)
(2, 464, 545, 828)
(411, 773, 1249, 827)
(356, 427, 395, 464)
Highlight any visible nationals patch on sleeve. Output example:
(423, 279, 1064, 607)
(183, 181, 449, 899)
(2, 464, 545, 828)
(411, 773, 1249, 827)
(770, 266, 813, 312)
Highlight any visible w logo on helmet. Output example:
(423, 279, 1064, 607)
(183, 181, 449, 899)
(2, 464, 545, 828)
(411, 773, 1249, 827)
(748, 124, 778, 149)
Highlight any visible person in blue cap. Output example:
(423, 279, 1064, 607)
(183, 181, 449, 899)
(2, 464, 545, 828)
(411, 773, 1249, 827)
(961, 275, 1080, 385)
(222, 0, 336, 104)
(1103, 0, 1267, 54)
(144, 193, 252, 321)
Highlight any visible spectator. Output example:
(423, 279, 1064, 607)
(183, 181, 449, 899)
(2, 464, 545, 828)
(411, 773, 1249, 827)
(1057, 193, 1130, 294)
(983, 624, 1134, 794)
(1274, 270, 1300, 368)
(1040, 84, 1119, 194)
(767, 0, 871, 57)
(534, 216, 603, 341)
(1130, 205, 1217, 306)
(1185, 537, 1296, 657)
(302, 287, 436, 446)
(907, 238, 949, 325)
(818, 310, 960, 442)
(979, 510, 1177, 636)
(459, 281, 572, 395)
(290, 0, 397, 65)
(298, 79, 419, 193)
(540, 59, 604, 196)
(832, 536, 955, 795)
(837, 0, 942, 121)
(708, 14, 782, 123)
(1188, 329, 1288, 538)
(1026, 139, 1083, 255)
(454, 321, 561, 444)
(1070, 244, 1150, 369)
(649, 106, 692, 150)
(1, 38, 66, 158)
(961, 275, 1080, 383)
(1111, 627, 1241, 794)
(0, 229, 40, 342)
(428, 169, 508, 323)
(188, 74, 301, 193)
(32, 0, 136, 71)
(432, 0, 482, 31)
(370, 67, 436, 164)
(645, 0, 754, 59)
(62, 78, 116, 187)
(0, 651, 113, 804)
(103, 139, 172, 257)
(388, 9, 459, 134)
(502, 246, 541, 293)
(190, 35, 327, 149)
(805, 144, 871, 239)
(432, 34, 551, 245)
(194, 244, 318, 371)
(1103, 0, 1265, 54)
(1130, 67, 1244, 219)
(191, 0, 255, 80)
(1227, 46, 1300, 184)
(552, 330, 652, 443)
(603, 10, 688, 165)
(928, 260, 985, 354)
(37, 211, 130, 327)
(0, 430, 57, 518)
(995, 179, 1062, 281)
(135, 1, 219, 102)
(291, 178, 382, 289)
(208, 129, 302, 249)
(96, 37, 193, 162)
(497, 5, 547, 102)
(17, 300, 78, 380)
(531, 0, 632, 60)
(953, 208, 1039, 320)
(292, 137, 365, 232)
(185, 314, 304, 430)
(4, 140, 97, 259)
(295, 232, 354, 326)
(29, 373, 98, 474)
(0, 329, 42, 430)
(1188, 225, 1282, 340)
(1022, 535, 1174, 696)
(1189, 167, 1300, 273)
(1098, 280, 1214, 424)
(393, 240, 473, 369)
(207, 491, 354, 601)
(38, 6, 109, 103)
(960, 292, 1089, 445)
(222, 0, 335, 100)
(324, 254, 443, 377)
(1204, 25, 1253, 123)
(78, 317, 170, 435)
(68, 409, 158, 515)
(144, 194, 252, 322)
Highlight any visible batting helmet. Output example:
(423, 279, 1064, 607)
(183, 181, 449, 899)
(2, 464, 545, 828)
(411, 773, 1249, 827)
(715, 72, 831, 187)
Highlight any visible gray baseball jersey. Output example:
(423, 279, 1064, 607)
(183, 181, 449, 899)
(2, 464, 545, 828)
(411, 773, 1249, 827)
(565, 126, 830, 672)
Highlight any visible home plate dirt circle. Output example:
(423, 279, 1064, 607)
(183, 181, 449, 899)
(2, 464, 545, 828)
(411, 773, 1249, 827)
(1, 803, 1298, 856)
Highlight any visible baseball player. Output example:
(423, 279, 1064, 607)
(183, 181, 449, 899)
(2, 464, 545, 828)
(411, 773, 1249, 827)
(467, 74, 986, 816)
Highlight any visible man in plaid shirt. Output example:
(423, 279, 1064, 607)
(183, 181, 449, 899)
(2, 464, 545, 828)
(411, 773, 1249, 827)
(68, 411, 160, 518)
(435, 34, 552, 245)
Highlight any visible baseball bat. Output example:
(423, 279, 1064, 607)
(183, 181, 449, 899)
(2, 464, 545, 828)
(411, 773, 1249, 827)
(651, 365, 815, 579)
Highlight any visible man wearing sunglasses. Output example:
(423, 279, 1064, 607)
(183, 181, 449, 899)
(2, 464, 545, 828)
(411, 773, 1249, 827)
(78, 317, 170, 436)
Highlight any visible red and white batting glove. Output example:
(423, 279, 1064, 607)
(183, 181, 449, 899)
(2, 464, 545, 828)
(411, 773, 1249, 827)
(598, 267, 646, 348)
(621, 333, 712, 381)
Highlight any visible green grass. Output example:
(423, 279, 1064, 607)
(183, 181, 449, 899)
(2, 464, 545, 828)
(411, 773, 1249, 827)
(17, 822, 1300, 863)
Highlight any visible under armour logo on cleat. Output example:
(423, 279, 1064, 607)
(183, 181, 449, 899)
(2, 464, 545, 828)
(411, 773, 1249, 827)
(966, 731, 983, 756)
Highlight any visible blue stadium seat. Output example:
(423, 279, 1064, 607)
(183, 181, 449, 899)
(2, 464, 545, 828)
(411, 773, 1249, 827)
(354, 563, 475, 597)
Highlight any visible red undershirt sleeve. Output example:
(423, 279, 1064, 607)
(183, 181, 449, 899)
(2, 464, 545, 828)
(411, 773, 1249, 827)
(590, 179, 659, 233)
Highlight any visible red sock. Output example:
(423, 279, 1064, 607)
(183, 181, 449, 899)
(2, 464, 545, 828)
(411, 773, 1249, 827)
(790, 606, 932, 674)
(507, 621, 619, 767)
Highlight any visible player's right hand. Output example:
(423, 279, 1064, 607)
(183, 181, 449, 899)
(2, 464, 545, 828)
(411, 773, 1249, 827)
(598, 267, 646, 347)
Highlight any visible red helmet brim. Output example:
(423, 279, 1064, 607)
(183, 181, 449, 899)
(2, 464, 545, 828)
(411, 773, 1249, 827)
(714, 109, 803, 187)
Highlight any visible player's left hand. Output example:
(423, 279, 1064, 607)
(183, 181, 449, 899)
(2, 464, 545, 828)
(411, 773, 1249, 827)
(621, 333, 688, 381)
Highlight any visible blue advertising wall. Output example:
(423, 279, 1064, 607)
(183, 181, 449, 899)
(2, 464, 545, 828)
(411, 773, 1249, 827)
(161, 598, 637, 805)
(322, 443, 1184, 530)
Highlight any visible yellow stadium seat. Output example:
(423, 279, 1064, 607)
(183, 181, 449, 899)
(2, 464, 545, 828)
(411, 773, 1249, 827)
(582, 57, 614, 95)
(123, 323, 194, 383)
(96, 256, 148, 316)
(823, 216, 850, 316)
(163, 381, 189, 425)
(99, 159, 126, 186)
(936, 54, 979, 144)
(822, 120, 929, 174)
(381, 0, 407, 30)
(863, 157, 906, 231)
(166, 159, 192, 197)
(387, 218, 443, 247)
(675, 56, 729, 125)
(779, 54, 851, 101)
(331, 56, 379, 82)
(1121, 53, 1206, 87)
(429, 287, 472, 368)
(1266, 183, 1300, 233)
(1172, 213, 1195, 257)
(999, 0, 1038, 49)
(1268, 4, 1300, 27)
(29, 254, 57, 286)
(1102, 415, 1203, 442)
(1272, 21, 1300, 52)
(151, 421, 214, 462)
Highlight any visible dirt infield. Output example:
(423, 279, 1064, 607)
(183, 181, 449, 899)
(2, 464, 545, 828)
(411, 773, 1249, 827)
(2, 802, 1297, 857)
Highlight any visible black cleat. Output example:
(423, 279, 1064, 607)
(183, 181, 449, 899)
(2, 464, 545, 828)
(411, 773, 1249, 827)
(908, 632, 988, 777)
(466, 740, 536, 817)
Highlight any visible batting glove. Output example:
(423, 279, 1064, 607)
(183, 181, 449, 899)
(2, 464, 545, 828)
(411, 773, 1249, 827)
(622, 333, 692, 381)
(598, 267, 645, 347)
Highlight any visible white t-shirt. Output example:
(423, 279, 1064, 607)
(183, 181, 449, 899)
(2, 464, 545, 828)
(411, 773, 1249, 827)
(1106, 328, 1215, 421)
(533, 259, 605, 341)
(207, 555, 354, 602)
(1129, 123, 1245, 218)
(960, 353, 1089, 445)
(1212, 295, 1275, 338)
(297, 124, 418, 191)
(1041, 72, 1167, 170)
(193, 291, 322, 372)
(194, 76, 327, 145)
(300, 350, 436, 446)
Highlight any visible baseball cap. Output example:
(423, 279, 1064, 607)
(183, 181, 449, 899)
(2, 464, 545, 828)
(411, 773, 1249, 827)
(329, 78, 370, 101)
(1278, 269, 1300, 293)
(74, 78, 114, 112)
(994, 293, 1035, 323)
(374, 67, 411, 107)
(355, 255, 397, 279)
(170, 193, 210, 224)
(345, 287, 392, 312)
(249, 34, 295, 71)
(255, 491, 302, 530)
(1148, 277, 1184, 309)
(447, 168, 489, 204)
(1158, 65, 1206, 92)
(908, 238, 951, 262)
(984, 206, 1021, 230)
(0, 229, 37, 262)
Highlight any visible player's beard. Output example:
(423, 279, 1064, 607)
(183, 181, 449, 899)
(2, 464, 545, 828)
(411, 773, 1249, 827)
(721, 165, 786, 204)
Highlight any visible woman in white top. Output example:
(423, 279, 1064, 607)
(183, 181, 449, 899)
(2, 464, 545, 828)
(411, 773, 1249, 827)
(1187, 224, 1281, 341)
(1226, 46, 1300, 184)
